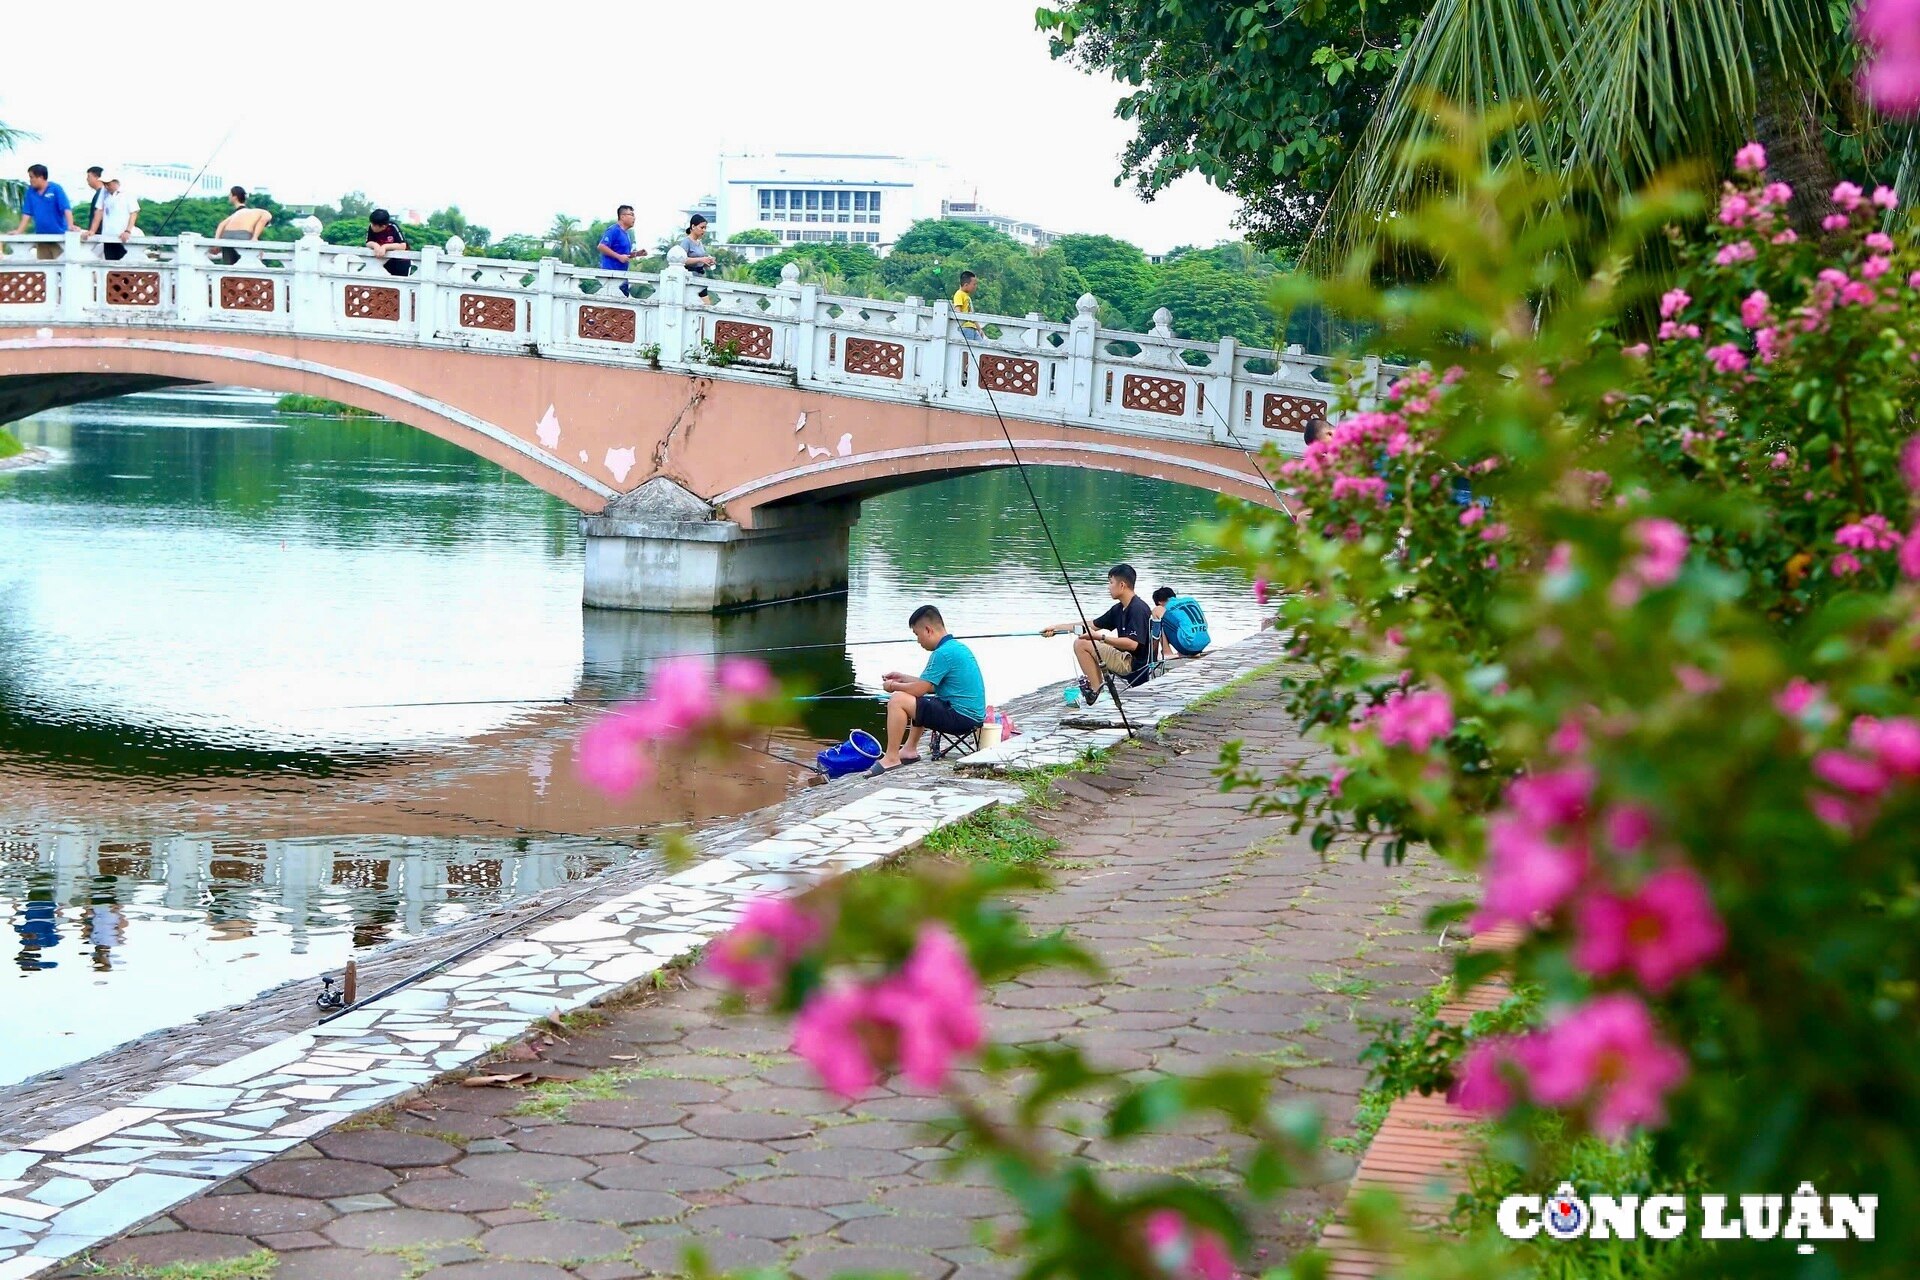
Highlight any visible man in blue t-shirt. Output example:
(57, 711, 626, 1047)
(870, 604, 986, 773)
(598, 204, 638, 296)
(14, 164, 74, 259)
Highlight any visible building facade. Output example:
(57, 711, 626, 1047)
(703, 153, 953, 254)
(116, 162, 233, 203)
(938, 199, 1057, 248)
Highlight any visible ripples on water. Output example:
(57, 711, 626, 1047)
(0, 391, 1255, 1083)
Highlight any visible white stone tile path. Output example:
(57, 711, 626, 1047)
(0, 785, 1010, 1278)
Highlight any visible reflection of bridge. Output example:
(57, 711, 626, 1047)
(0, 232, 1382, 610)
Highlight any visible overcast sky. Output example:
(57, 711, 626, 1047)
(4, 1, 1241, 254)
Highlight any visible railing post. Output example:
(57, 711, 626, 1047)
(775, 263, 803, 367)
(1067, 292, 1099, 420)
(176, 233, 205, 323)
(416, 245, 442, 343)
(533, 258, 557, 350)
(926, 299, 951, 398)
(57, 231, 88, 322)
(658, 246, 690, 363)
(291, 232, 330, 335)
(794, 280, 819, 383)
(1357, 355, 1383, 410)
(1209, 336, 1237, 442)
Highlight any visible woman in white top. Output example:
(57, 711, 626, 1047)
(86, 176, 139, 261)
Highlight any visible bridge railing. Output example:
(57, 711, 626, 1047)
(0, 231, 1388, 447)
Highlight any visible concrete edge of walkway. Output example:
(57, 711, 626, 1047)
(0, 637, 1280, 1280)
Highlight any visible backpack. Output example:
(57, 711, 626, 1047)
(1162, 597, 1210, 656)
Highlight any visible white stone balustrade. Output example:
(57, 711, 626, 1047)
(0, 232, 1385, 448)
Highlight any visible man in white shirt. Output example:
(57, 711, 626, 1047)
(86, 175, 139, 260)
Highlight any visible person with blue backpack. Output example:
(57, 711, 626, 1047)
(1149, 587, 1211, 666)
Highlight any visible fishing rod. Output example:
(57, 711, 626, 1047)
(951, 321, 1137, 741)
(150, 122, 240, 238)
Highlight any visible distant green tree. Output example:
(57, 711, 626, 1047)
(1052, 233, 1152, 326)
(428, 206, 490, 249)
(490, 234, 548, 261)
(726, 227, 781, 245)
(140, 193, 290, 239)
(746, 242, 884, 289)
(545, 214, 591, 266)
(0, 118, 30, 216)
(315, 191, 373, 224)
(1135, 254, 1276, 346)
(893, 219, 1001, 257)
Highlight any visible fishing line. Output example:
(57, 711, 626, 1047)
(951, 321, 1136, 740)
(151, 121, 241, 237)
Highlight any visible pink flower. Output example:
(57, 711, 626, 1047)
(1867, 231, 1897, 252)
(1459, 505, 1486, 527)
(1741, 290, 1771, 328)
(1852, 715, 1920, 777)
(1903, 436, 1920, 491)
(1773, 229, 1800, 245)
(1761, 181, 1795, 207)
(1658, 288, 1690, 318)
(868, 926, 985, 1089)
(1734, 142, 1768, 173)
(1253, 577, 1270, 605)
(1143, 1210, 1235, 1280)
(1770, 450, 1792, 469)
(1833, 181, 1866, 210)
(1715, 241, 1756, 265)
(1573, 867, 1726, 992)
(1452, 1037, 1527, 1114)
(1874, 184, 1901, 209)
(1508, 767, 1595, 827)
(706, 897, 822, 996)
(1528, 995, 1690, 1138)
(1823, 213, 1852, 232)
(576, 711, 654, 794)
(1475, 817, 1586, 930)
(1621, 342, 1650, 358)
(1718, 193, 1752, 226)
(1831, 551, 1865, 577)
(1755, 327, 1783, 363)
(1481, 522, 1510, 542)
(1863, 254, 1893, 280)
(1835, 513, 1901, 551)
(1331, 474, 1389, 504)
(792, 985, 883, 1098)
(1775, 677, 1831, 722)
(1603, 804, 1655, 853)
(1911, 270, 1920, 289)
(1813, 749, 1887, 796)
(1632, 518, 1689, 585)
(1328, 766, 1349, 798)
(1903, 524, 1920, 579)
(644, 657, 719, 736)
(1657, 321, 1701, 342)
(1675, 665, 1720, 695)
(1706, 343, 1748, 374)
(716, 656, 776, 699)
(1373, 688, 1455, 752)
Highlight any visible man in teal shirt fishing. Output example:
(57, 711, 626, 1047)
(870, 605, 986, 774)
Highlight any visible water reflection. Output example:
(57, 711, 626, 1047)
(0, 391, 1257, 1084)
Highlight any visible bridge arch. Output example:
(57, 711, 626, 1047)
(0, 334, 617, 510)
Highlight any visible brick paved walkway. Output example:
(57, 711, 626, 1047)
(72, 676, 1460, 1280)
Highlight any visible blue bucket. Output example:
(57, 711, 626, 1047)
(815, 729, 883, 779)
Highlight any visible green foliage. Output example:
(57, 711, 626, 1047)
(1036, 0, 1425, 248)
(1052, 233, 1153, 325)
(426, 204, 489, 248)
(134, 194, 293, 240)
(726, 227, 781, 245)
(919, 804, 1061, 867)
(312, 191, 371, 224)
(102, 1248, 278, 1279)
(275, 394, 378, 419)
(746, 241, 885, 289)
(0, 427, 22, 460)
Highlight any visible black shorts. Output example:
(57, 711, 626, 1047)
(913, 694, 982, 736)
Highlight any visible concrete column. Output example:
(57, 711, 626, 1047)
(175, 233, 205, 323)
(290, 233, 330, 333)
(1209, 336, 1238, 442)
(416, 245, 442, 343)
(57, 231, 89, 322)
(578, 479, 858, 612)
(1068, 292, 1099, 418)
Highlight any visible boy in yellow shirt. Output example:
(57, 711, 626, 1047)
(951, 270, 980, 336)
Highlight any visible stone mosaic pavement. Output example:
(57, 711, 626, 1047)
(69, 673, 1462, 1280)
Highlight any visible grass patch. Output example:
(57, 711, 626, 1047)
(920, 804, 1061, 867)
(276, 393, 379, 418)
(510, 1068, 633, 1118)
(0, 427, 22, 460)
(104, 1250, 278, 1279)
(1012, 754, 1108, 809)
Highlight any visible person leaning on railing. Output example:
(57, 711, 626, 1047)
(213, 186, 271, 265)
(366, 208, 411, 276)
(83, 175, 139, 261)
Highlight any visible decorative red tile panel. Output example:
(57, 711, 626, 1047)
(1263, 392, 1329, 432)
(343, 284, 401, 321)
(459, 292, 517, 332)
(712, 320, 774, 361)
(578, 305, 636, 343)
(0, 271, 49, 305)
(843, 337, 905, 379)
(105, 270, 161, 306)
(1120, 373, 1187, 416)
(219, 276, 275, 312)
(977, 354, 1039, 396)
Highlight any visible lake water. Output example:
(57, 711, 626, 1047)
(0, 390, 1258, 1084)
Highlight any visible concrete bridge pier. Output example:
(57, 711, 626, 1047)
(580, 479, 858, 613)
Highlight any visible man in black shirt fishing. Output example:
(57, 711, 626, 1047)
(1041, 563, 1153, 705)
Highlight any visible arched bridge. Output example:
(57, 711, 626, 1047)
(0, 232, 1381, 610)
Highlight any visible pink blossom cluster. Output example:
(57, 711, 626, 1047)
(704, 897, 823, 997)
(790, 925, 985, 1096)
(1608, 518, 1689, 606)
(1360, 687, 1456, 752)
(576, 656, 777, 794)
(1453, 994, 1690, 1138)
(1859, 0, 1920, 115)
(1143, 1210, 1234, 1280)
(1808, 714, 1920, 830)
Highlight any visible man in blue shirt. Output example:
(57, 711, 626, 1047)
(870, 605, 986, 773)
(598, 204, 638, 296)
(14, 164, 74, 259)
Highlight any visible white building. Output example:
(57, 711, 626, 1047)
(939, 199, 1057, 248)
(706, 152, 953, 255)
(116, 162, 231, 203)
